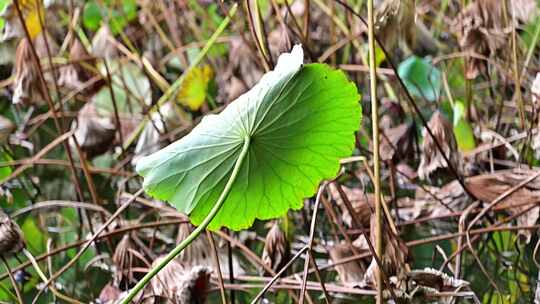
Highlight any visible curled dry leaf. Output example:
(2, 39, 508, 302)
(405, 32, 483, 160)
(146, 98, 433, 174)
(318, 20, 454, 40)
(12, 32, 56, 105)
(261, 221, 290, 275)
(0, 209, 25, 257)
(406, 179, 467, 222)
(70, 102, 115, 159)
(452, 0, 508, 79)
(418, 111, 460, 180)
(149, 256, 212, 304)
(407, 268, 469, 290)
(328, 243, 366, 287)
(401, 268, 471, 302)
(329, 183, 372, 229)
(466, 169, 540, 244)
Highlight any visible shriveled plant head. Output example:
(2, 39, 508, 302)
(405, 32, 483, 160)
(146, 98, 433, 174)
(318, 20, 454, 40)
(112, 234, 146, 288)
(149, 256, 212, 303)
(0, 209, 25, 257)
(261, 221, 290, 275)
(375, 0, 416, 52)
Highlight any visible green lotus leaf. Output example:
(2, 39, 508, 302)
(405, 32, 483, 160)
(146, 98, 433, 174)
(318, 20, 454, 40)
(398, 55, 441, 102)
(136, 45, 362, 230)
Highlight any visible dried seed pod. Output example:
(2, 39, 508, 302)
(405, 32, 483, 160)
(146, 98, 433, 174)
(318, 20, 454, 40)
(375, 0, 416, 52)
(0, 209, 25, 256)
(365, 213, 409, 290)
(112, 234, 145, 287)
(261, 221, 290, 275)
(176, 217, 211, 266)
(418, 111, 460, 180)
(150, 256, 212, 304)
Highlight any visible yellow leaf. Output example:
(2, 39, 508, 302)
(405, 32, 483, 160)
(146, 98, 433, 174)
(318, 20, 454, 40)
(15, 0, 44, 39)
(177, 65, 214, 111)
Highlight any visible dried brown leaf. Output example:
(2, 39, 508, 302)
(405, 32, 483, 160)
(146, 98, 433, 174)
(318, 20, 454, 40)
(399, 268, 472, 302)
(466, 169, 540, 244)
(329, 183, 372, 228)
(511, 0, 538, 24)
(12, 32, 57, 105)
(59, 38, 101, 94)
(70, 102, 116, 159)
(132, 102, 182, 166)
(418, 111, 460, 180)
(452, 0, 508, 79)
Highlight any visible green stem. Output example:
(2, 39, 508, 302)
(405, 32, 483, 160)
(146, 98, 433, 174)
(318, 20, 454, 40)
(120, 136, 251, 304)
(366, 0, 382, 303)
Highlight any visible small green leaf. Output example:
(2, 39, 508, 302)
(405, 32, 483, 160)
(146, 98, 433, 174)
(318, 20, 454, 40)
(0, 0, 9, 30)
(21, 217, 45, 254)
(137, 46, 362, 230)
(398, 56, 441, 102)
(123, 0, 137, 20)
(452, 100, 475, 151)
(0, 151, 12, 181)
(83, 1, 102, 31)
